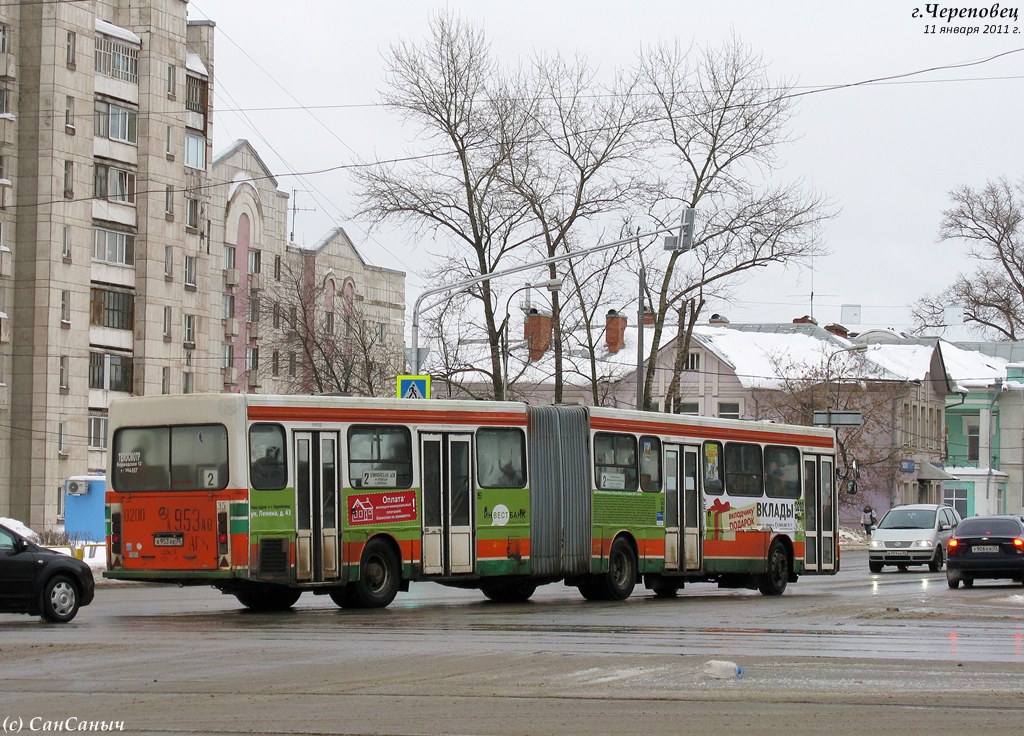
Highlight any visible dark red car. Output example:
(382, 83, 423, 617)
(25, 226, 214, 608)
(946, 515, 1024, 589)
(0, 522, 95, 622)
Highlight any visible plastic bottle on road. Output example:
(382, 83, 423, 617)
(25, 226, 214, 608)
(703, 660, 744, 679)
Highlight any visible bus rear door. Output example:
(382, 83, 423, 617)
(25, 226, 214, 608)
(803, 454, 837, 573)
(294, 431, 340, 583)
(664, 444, 704, 572)
(420, 433, 474, 576)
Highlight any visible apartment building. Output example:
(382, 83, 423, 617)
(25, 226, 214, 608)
(0, 0, 213, 529)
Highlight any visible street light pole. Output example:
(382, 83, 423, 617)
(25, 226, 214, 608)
(825, 343, 869, 413)
(409, 224, 678, 375)
(500, 279, 562, 401)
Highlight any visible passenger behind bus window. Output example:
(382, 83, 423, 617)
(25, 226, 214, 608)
(476, 428, 525, 488)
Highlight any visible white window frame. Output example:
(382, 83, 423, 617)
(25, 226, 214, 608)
(92, 227, 135, 267)
(0, 24, 9, 54)
(221, 343, 233, 369)
(246, 347, 259, 371)
(57, 422, 67, 456)
(95, 164, 136, 204)
(60, 290, 71, 323)
(88, 415, 108, 450)
(183, 313, 196, 345)
(186, 197, 199, 229)
(62, 226, 72, 259)
(166, 63, 176, 97)
(66, 30, 76, 65)
(94, 34, 138, 83)
(163, 306, 172, 337)
(182, 372, 194, 394)
(184, 255, 197, 287)
(224, 245, 236, 270)
(184, 133, 206, 169)
(161, 366, 170, 395)
(65, 95, 75, 129)
(59, 356, 69, 389)
(248, 249, 261, 274)
(222, 293, 235, 320)
(96, 101, 138, 144)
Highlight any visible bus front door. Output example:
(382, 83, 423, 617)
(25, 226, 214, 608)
(803, 455, 837, 573)
(664, 444, 704, 572)
(420, 433, 474, 576)
(294, 431, 341, 583)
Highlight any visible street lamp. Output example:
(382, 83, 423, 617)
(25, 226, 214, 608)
(500, 278, 562, 401)
(825, 343, 869, 410)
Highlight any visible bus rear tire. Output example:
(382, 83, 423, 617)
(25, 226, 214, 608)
(580, 537, 637, 601)
(235, 585, 301, 612)
(481, 581, 537, 603)
(350, 538, 400, 609)
(757, 540, 790, 596)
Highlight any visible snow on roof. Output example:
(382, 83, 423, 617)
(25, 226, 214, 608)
(186, 52, 209, 77)
(859, 343, 934, 382)
(939, 341, 1007, 390)
(0, 517, 38, 540)
(95, 19, 141, 45)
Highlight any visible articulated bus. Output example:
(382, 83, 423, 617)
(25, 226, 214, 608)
(104, 393, 839, 610)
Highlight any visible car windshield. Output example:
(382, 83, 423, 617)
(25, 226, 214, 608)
(957, 518, 1022, 537)
(877, 508, 937, 530)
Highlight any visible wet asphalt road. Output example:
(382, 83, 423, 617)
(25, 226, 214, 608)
(2, 549, 1024, 735)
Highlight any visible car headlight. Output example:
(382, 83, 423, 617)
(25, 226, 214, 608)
(913, 539, 934, 548)
(869, 540, 883, 548)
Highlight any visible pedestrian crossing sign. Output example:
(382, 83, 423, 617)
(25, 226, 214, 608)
(397, 375, 430, 399)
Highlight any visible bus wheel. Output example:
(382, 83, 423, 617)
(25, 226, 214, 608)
(235, 585, 301, 612)
(652, 582, 680, 598)
(328, 588, 360, 609)
(593, 537, 637, 601)
(352, 539, 400, 609)
(481, 581, 537, 603)
(757, 540, 790, 596)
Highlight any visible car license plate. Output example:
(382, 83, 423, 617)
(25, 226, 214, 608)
(153, 532, 184, 547)
(888, 551, 909, 556)
(972, 545, 999, 553)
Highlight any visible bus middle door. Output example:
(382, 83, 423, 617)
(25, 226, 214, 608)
(802, 454, 837, 573)
(294, 431, 341, 583)
(420, 433, 474, 576)
(665, 444, 704, 572)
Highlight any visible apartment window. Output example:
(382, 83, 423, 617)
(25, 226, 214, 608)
(0, 87, 9, 115)
(165, 125, 174, 157)
(163, 306, 172, 337)
(247, 296, 259, 324)
(62, 226, 72, 259)
(57, 422, 67, 456)
(94, 164, 136, 204)
(92, 227, 135, 266)
(66, 31, 76, 66)
(274, 255, 281, 280)
(289, 306, 297, 328)
(184, 133, 205, 169)
(161, 366, 170, 395)
(166, 64, 176, 97)
(247, 249, 261, 274)
(685, 352, 701, 372)
(63, 160, 74, 198)
(182, 372, 194, 394)
(94, 34, 139, 83)
(967, 422, 980, 463)
(0, 24, 9, 54)
(222, 293, 235, 320)
(717, 402, 741, 420)
(186, 197, 199, 229)
(59, 356, 69, 389)
(95, 101, 138, 144)
(325, 312, 334, 336)
(60, 290, 71, 324)
(288, 352, 297, 377)
(186, 74, 208, 114)
(246, 347, 259, 371)
(221, 343, 233, 369)
(89, 287, 133, 330)
(164, 245, 173, 276)
(184, 255, 197, 287)
(165, 185, 174, 216)
(88, 415, 108, 450)
(272, 302, 280, 328)
(65, 96, 75, 129)
(88, 352, 133, 392)
(183, 314, 196, 345)
(675, 401, 700, 416)
(272, 350, 280, 376)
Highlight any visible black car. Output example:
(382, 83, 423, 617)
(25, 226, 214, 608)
(946, 515, 1024, 589)
(0, 522, 95, 622)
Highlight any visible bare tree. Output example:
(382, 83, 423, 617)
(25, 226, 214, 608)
(751, 355, 907, 518)
(260, 259, 403, 397)
(912, 177, 1024, 338)
(354, 11, 535, 399)
(637, 37, 834, 410)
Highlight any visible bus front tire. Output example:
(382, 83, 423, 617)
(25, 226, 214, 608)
(235, 585, 301, 612)
(757, 540, 790, 596)
(481, 581, 537, 603)
(350, 539, 400, 609)
(579, 538, 637, 601)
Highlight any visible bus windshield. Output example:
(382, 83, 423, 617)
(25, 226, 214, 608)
(112, 424, 229, 491)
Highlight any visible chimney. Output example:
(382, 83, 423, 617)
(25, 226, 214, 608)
(792, 315, 818, 325)
(824, 322, 850, 338)
(523, 308, 552, 361)
(708, 313, 730, 325)
(643, 307, 655, 326)
(606, 309, 627, 354)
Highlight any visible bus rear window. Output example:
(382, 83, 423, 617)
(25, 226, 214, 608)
(112, 425, 228, 492)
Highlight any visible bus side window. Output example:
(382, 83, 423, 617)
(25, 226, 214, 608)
(348, 425, 413, 489)
(594, 432, 637, 491)
(250, 424, 287, 490)
(702, 441, 723, 494)
(639, 436, 661, 492)
(477, 428, 526, 488)
(764, 445, 801, 499)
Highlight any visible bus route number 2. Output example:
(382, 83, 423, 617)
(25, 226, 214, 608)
(199, 467, 219, 489)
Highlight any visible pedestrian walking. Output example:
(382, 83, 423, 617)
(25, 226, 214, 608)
(861, 504, 877, 536)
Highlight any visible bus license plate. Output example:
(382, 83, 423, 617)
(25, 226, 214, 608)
(972, 545, 999, 553)
(153, 532, 184, 547)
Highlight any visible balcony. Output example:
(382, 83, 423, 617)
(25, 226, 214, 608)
(223, 318, 238, 337)
(248, 271, 262, 292)
(223, 268, 239, 287)
(222, 366, 237, 384)
(248, 321, 261, 340)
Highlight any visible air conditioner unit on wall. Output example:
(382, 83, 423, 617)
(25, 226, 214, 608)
(64, 479, 87, 496)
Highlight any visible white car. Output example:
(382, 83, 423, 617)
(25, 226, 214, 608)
(868, 504, 962, 573)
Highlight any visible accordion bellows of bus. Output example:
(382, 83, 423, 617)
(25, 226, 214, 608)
(104, 393, 838, 611)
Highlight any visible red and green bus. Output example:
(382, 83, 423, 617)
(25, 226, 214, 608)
(105, 393, 839, 610)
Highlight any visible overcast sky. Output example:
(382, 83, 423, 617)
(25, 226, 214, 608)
(188, 1, 1024, 337)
